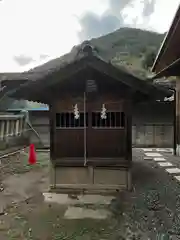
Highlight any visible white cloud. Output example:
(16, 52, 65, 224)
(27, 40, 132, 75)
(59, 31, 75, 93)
(122, 0, 179, 32)
(149, 0, 180, 33)
(0, 0, 179, 72)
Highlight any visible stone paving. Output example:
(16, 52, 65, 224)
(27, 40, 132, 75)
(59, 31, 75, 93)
(141, 147, 180, 184)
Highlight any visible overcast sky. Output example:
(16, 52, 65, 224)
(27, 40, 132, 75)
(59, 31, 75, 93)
(0, 0, 179, 72)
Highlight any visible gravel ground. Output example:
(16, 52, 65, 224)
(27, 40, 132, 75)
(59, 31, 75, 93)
(0, 148, 179, 239)
(0, 148, 49, 181)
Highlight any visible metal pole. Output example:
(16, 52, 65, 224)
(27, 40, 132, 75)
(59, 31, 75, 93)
(84, 92, 87, 166)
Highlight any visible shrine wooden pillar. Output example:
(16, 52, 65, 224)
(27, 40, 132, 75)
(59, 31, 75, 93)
(176, 80, 180, 155)
(173, 87, 176, 155)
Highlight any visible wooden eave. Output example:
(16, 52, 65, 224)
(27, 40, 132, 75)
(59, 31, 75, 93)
(152, 4, 180, 73)
(7, 55, 172, 103)
(152, 58, 180, 79)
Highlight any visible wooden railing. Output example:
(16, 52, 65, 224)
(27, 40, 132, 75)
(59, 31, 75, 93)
(0, 115, 25, 139)
(0, 114, 28, 149)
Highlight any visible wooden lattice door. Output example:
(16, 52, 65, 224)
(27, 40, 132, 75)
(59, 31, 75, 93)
(54, 95, 87, 159)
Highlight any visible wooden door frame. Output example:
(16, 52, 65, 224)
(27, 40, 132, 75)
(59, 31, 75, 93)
(51, 94, 89, 162)
(85, 93, 127, 161)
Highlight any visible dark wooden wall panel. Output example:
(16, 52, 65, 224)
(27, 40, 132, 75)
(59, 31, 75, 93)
(54, 129, 84, 158)
(53, 93, 127, 161)
(87, 129, 125, 158)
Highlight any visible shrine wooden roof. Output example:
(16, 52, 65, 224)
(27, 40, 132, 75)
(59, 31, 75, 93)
(152, 4, 180, 73)
(6, 41, 172, 103)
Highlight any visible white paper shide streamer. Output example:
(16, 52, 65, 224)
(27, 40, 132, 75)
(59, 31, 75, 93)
(73, 104, 80, 119)
(101, 104, 107, 119)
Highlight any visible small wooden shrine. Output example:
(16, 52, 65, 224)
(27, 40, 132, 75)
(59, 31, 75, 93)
(7, 42, 171, 193)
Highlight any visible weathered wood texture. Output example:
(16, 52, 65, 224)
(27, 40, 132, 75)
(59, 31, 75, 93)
(24, 101, 173, 149)
(26, 121, 174, 148)
(133, 101, 173, 147)
(6, 101, 173, 149)
(176, 81, 180, 154)
(50, 166, 132, 193)
(0, 114, 29, 150)
(132, 124, 173, 147)
(52, 92, 129, 164)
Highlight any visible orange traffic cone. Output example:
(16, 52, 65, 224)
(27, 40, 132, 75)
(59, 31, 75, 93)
(28, 144, 36, 165)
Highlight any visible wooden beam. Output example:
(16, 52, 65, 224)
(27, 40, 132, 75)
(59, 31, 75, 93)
(49, 104, 55, 162)
(152, 58, 180, 79)
(176, 81, 180, 155)
(0, 120, 5, 140)
(54, 159, 131, 168)
(152, 5, 180, 72)
(174, 88, 177, 155)
(125, 97, 132, 162)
